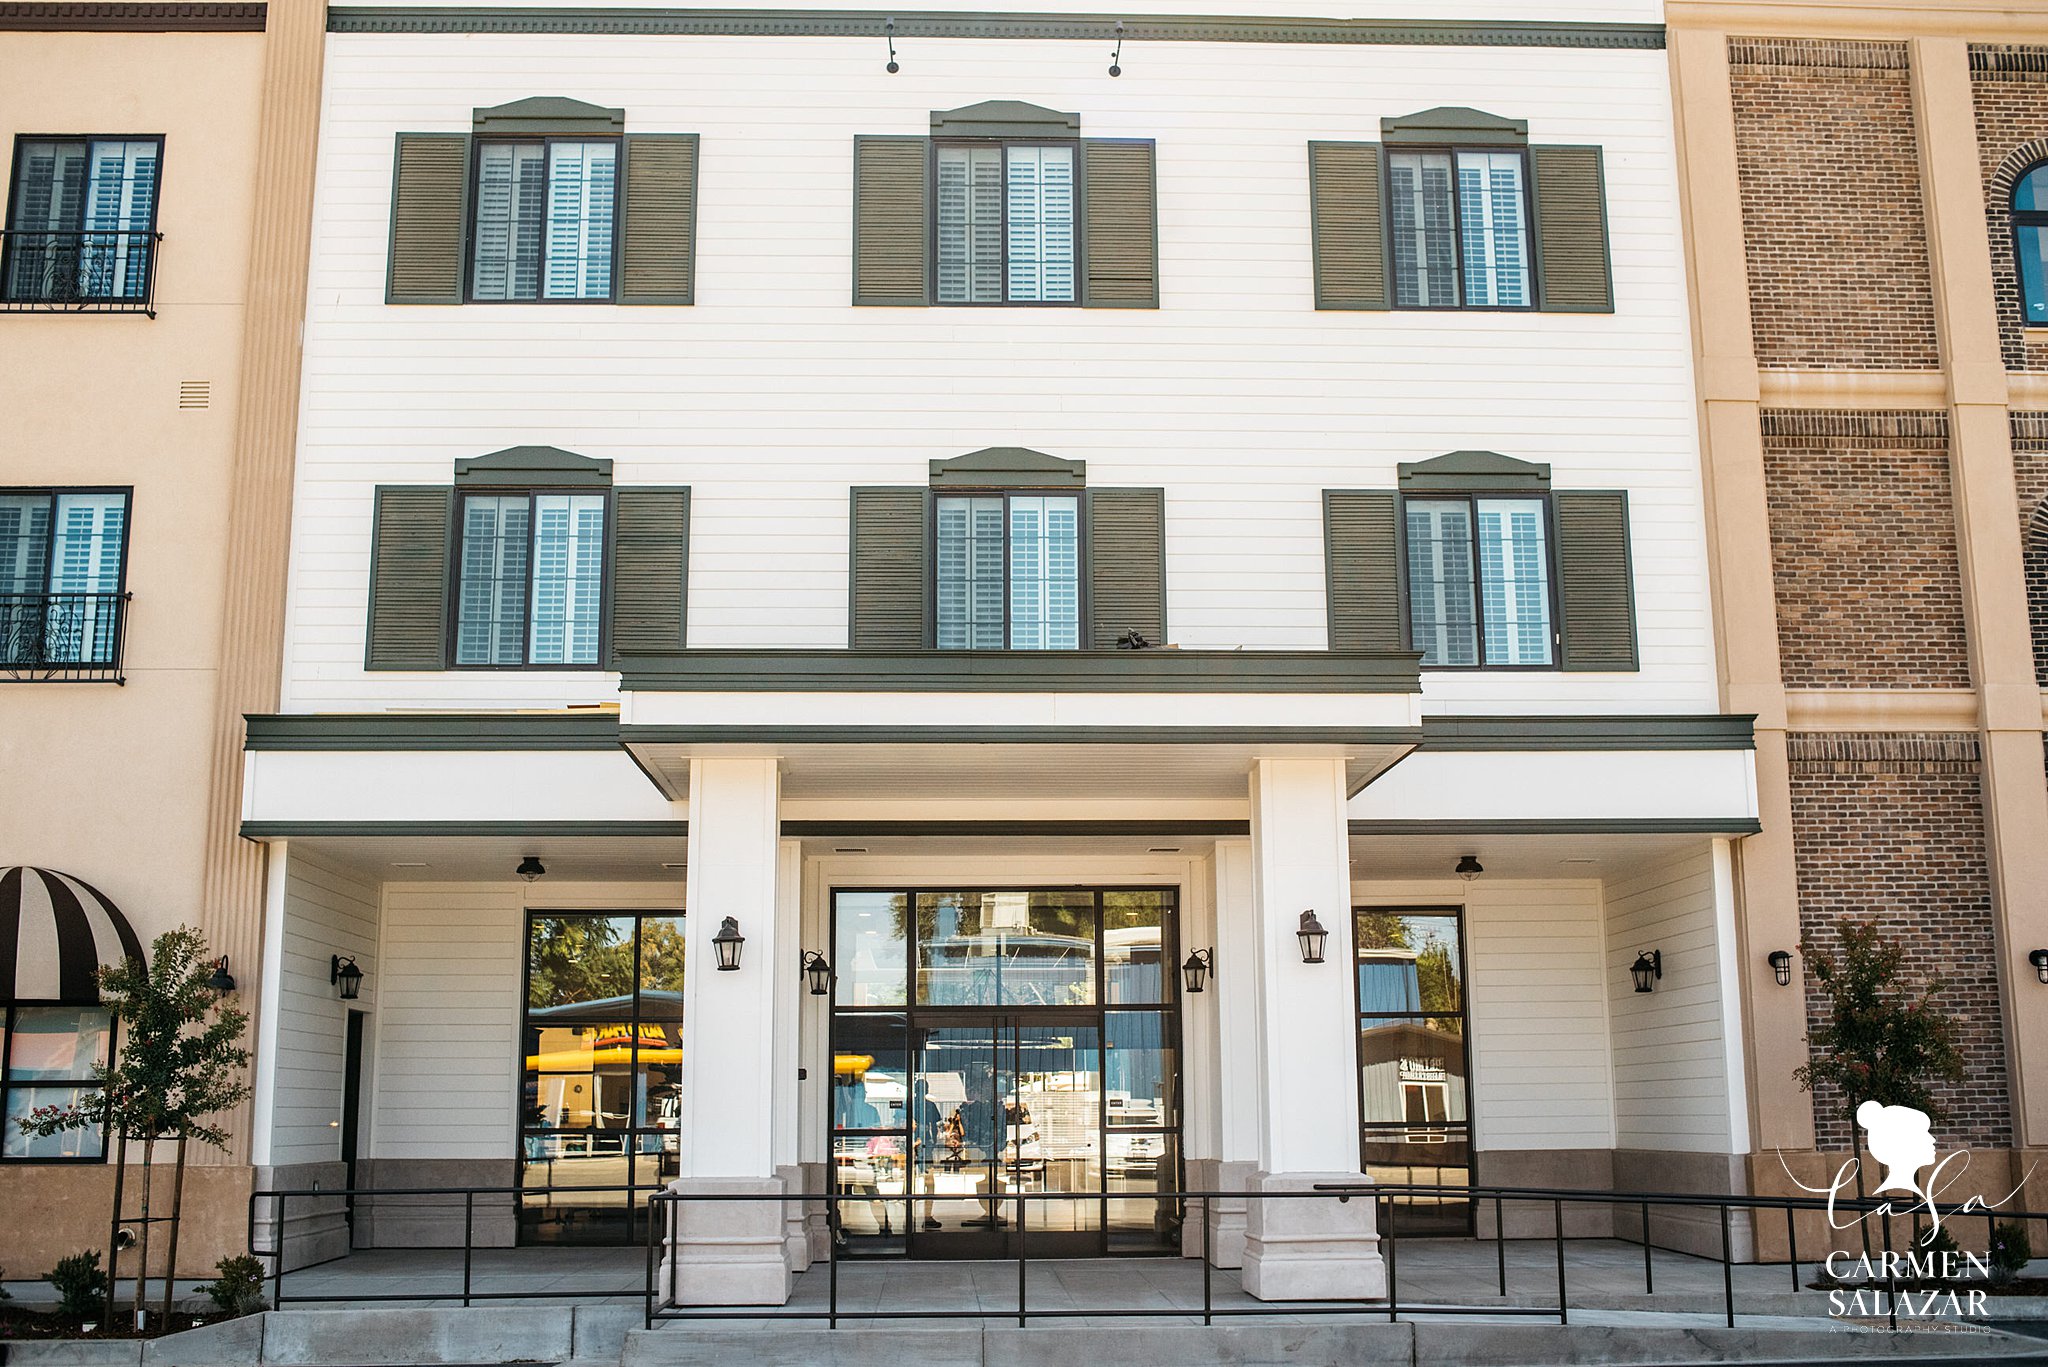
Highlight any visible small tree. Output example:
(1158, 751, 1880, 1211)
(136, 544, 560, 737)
(21, 927, 251, 1324)
(1795, 917, 1965, 1253)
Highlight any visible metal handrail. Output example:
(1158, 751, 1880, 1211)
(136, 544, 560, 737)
(0, 229, 162, 316)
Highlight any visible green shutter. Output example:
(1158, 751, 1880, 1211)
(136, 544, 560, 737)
(849, 487, 931, 647)
(1308, 141, 1388, 310)
(619, 134, 698, 305)
(1554, 490, 1638, 671)
(1532, 144, 1613, 314)
(1086, 488, 1167, 648)
(365, 486, 453, 670)
(1082, 139, 1158, 308)
(387, 133, 470, 305)
(1324, 490, 1402, 652)
(608, 488, 690, 664)
(853, 136, 931, 306)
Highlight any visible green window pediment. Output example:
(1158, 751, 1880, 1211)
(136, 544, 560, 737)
(928, 447, 1087, 488)
(455, 445, 615, 487)
(1381, 106, 1528, 147)
(930, 100, 1081, 138)
(1397, 450, 1551, 492)
(473, 96, 626, 136)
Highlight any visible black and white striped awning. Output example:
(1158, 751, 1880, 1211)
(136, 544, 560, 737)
(0, 867, 144, 1004)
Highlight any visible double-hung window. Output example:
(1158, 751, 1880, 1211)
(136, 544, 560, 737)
(1388, 148, 1531, 310)
(1, 1005, 113, 1161)
(935, 492, 1081, 649)
(1403, 495, 1554, 667)
(470, 139, 618, 301)
(454, 491, 608, 665)
(935, 142, 1076, 305)
(3, 137, 160, 306)
(2013, 163, 2048, 327)
(0, 489, 129, 670)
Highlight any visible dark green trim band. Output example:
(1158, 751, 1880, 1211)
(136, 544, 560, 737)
(241, 820, 686, 838)
(244, 713, 622, 750)
(786, 820, 1249, 836)
(625, 725, 1423, 746)
(1419, 715, 1756, 751)
(1349, 818, 1762, 836)
(616, 648, 1420, 693)
(328, 8, 1665, 49)
(0, 3, 265, 30)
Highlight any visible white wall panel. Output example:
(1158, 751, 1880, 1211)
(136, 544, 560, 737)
(283, 31, 1713, 717)
(271, 849, 380, 1167)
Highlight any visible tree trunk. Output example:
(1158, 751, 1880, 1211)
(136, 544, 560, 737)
(134, 1135, 154, 1329)
(1848, 1099, 1872, 1260)
(161, 1135, 188, 1321)
(103, 1126, 128, 1325)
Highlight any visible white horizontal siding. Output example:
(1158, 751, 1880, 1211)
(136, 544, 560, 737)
(370, 886, 524, 1159)
(282, 32, 1713, 715)
(1458, 883, 1614, 1153)
(272, 850, 379, 1167)
(1604, 846, 1739, 1154)
(341, 0, 1661, 21)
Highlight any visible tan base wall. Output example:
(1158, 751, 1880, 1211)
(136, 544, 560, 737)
(0, 1164, 253, 1279)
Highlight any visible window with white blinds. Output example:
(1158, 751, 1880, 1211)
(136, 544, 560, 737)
(471, 140, 616, 301)
(936, 492, 1080, 649)
(1388, 147, 1533, 312)
(1403, 495, 1553, 668)
(935, 143, 1076, 305)
(0, 490, 129, 665)
(455, 490, 608, 666)
(4, 139, 159, 302)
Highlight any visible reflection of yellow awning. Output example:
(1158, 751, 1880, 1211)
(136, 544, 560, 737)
(834, 1053, 874, 1076)
(527, 1047, 683, 1070)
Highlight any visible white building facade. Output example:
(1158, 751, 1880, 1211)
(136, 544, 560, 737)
(242, 0, 1760, 1302)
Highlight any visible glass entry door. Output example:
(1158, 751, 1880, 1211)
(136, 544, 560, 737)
(830, 887, 1183, 1259)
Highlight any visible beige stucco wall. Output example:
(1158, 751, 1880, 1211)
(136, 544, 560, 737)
(0, 27, 267, 1275)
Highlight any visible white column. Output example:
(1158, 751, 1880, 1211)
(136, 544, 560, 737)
(666, 757, 792, 1305)
(771, 837, 809, 1271)
(1240, 758, 1386, 1301)
(248, 840, 290, 1172)
(1189, 838, 1263, 1266)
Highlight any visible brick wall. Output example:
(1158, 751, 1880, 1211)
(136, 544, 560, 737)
(1786, 732, 2011, 1152)
(1970, 46, 2048, 371)
(2016, 413, 2048, 686)
(1729, 38, 1941, 369)
(1762, 411, 1971, 687)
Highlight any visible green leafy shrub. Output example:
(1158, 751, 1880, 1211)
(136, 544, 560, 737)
(47, 1251, 109, 1320)
(1991, 1222, 2033, 1288)
(196, 1254, 268, 1317)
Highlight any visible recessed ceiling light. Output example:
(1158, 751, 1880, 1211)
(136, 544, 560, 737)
(1148, 847, 1182, 854)
(390, 861, 429, 869)
(661, 862, 686, 869)
(1560, 858, 1598, 865)
(834, 847, 869, 854)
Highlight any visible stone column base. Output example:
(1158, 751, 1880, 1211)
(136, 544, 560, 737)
(658, 1177, 794, 1306)
(1184, 1158, 1256, 1267)
(1240, 1171, 1386, 1302)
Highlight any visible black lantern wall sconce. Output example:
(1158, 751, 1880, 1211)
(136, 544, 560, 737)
(1630, 950, 1663, 994)
(1296, 911, 1328, 965)
(801, 951, 833, 996)
(331, 955, 364, 1001)
(712, 917, 746, 972)
(1767, 950, 1794, 987)
(1182, 947, 1214, 994)
(207, 956, 237, 994)
(2030, 949, 2048, 985)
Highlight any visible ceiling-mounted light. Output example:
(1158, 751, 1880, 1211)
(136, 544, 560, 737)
(1181, 947, 1213, 995)
(1455, 855, 1484, 882)
(713, 917, 746, 972)
(517, 855, 546, 883)
(1631, 949, 1663, 994)
(1296, 911, 1328, 965)
(1767, 950, 1794, 987)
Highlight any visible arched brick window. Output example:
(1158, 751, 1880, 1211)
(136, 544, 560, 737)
(2014, 162, 2048, 327)
(2028, 501, 2048, 687)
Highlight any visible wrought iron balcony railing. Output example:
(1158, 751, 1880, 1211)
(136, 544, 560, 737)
(0, 591, 131, 682)
(0, 230, 162, 317)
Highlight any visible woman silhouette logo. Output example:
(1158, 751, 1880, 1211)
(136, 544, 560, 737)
(1857, 1100, 1937, 1206)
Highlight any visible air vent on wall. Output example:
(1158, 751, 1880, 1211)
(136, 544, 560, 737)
(178, 380, 210, 410)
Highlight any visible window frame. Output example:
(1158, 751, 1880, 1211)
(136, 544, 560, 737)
(0, 485, 134, 669)
(1383, 143, 1536, 314)
(2011, 159, 2048, 329)
(0, 1002, 116, 1165)
(1395, 488, 1561, 671)
(446, 484, 614, 670)
(1, 134, 166, 305)
(462, 134, 624, 306)
(929, 486, 1089, 650)
(929, 136, 1083, 308)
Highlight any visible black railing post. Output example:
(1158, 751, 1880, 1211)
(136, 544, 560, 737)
(1787, 1205, 1800, 1293)
(1015, 1187, 1027, 1329)
(643, 1195, 657, 1330)
(274, 1192, 287, 1310)
(1553, 1198, 1567, 1326)
(1883, 1209, 1898, 1332)
(1385, 1193, 1399, 1322)
(1641, 1200, 1654, 1294)
(1495, 1193, 1507, 1296)
(1201, 1191, 1213, 1327)
(1720, 1201, 1734, 1329)
(462, 1191, 475, 1308)
(828, 1193, 839, 1330)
